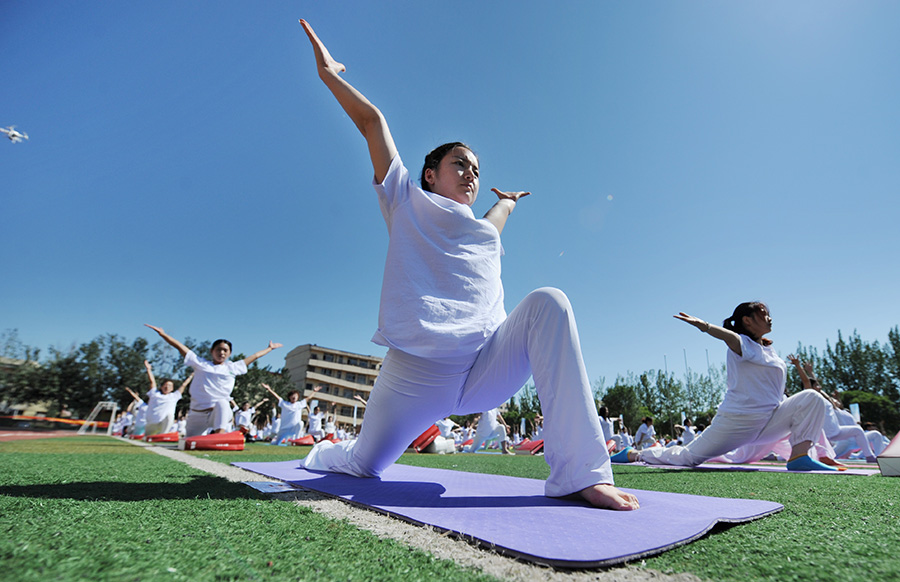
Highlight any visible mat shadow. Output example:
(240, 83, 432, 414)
(0, 475, 262, 502)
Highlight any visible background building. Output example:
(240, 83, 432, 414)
(284, 344, 382, 428)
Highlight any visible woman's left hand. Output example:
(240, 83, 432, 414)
(491, 188, 531, 203)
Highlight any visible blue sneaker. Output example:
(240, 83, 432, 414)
(786, 455, 837, 471)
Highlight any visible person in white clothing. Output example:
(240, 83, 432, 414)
(124, 391, 147, 437)
(231, 396, 269, 437)
(436, 417, 460, 439)
(789, 357, 878, 463)
(633, 417, 657, 450)
(307, 406, 326, 442)
(265, 383, 320, 445)
(145, 325, 282, 438)
(128, 361, 193, 436)
(674, 418, 696, 446)
(619, 303, 834, 471)
(597, 406, 616, 445)
(465, 409, 513, 454)
(295, 20, 637, 510)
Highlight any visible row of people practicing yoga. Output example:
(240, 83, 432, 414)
(143, 20, 863, 512)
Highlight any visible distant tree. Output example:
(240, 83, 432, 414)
(840, 390, 900, 436)
(602, 381, 642, 430)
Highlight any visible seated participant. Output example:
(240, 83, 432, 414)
(621, 304, 833, 472)
(145, 324, 282, 437)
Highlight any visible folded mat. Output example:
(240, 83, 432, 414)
(233, 460, 782, 568)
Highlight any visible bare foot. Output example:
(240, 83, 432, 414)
(819, 456, 848, 470)
(579, 483, 640, 511)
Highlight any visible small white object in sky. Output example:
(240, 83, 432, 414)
(1, 126, 28, 143)
(607, 194, 614, 201)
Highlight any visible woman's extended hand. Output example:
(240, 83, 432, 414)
(673, 312, 708, 331)
(300, 19, 345, 78)
(490, 188, 531, 203)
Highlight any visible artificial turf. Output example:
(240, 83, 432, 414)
(3, 437, 898, 581)
(0, 437, 497, 582)
(196, 442, 900, 582)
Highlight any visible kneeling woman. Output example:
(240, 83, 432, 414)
(622, 302, 833, 471)
(146, 324, 282, 438)
(297, 20, 637, 510)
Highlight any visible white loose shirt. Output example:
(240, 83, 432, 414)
(371, 155, 507, 358)
(279, 400, 307, 428)
(718, 335, 786, 415)
(308, 411, 325, 434)
(145, 388, 182, 425)
(183, 350, 248, 409)
(234, 406, 255, 429)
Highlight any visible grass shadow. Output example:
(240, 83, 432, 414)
(0, 475, 262, 502)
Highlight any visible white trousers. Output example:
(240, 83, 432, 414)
(302, 288, 613, 497)
(465, 423, 507, 452)
(144, 418, 175, 437)
(641, 389, 829, 467)
(829, 424, 876, 459)
(185, 400, 232, 438)
(271, 422, 303, 445)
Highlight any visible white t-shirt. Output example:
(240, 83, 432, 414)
(234, 406, 255, 429)
(436, 418, 456, 438)
(598, 416, 614, 442)
(371, 155, 507, 358)
(308, 410, 325, 433)
(634, 423, 656, 446)
(146, 388, 182, 425)
(183, 350, 248, 409)
(133, 401, 147, 424)
(681, 425, 696, 445)
(718, 335, 786, 415)
(279, 400, 307, 428)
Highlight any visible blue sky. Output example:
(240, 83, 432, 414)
(3, 2, 898, 388)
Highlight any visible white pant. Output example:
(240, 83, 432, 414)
(641, 390, 829, 467)
(465, 423, 507, 452)
(302, 288, 613, 497)
(185, 400, 232, 438)
(144, 418, 175, 436)
(271, 422, 303, 445)
(829, 424, 877, 459)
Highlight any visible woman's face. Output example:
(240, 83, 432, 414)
(160, 381, 175, 394)
(425, 146, 479, 206)
(743, 309, 773, 338)
(210, 342, 232, 364)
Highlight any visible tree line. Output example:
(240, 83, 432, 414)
(2, 326, 898, 437)
(501, 326, 900, 439)
(0, 329, 293, 422)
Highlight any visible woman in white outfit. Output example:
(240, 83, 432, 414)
(620, 303, 834, 471)
(137, 360, 193, 436)
(145, 325, 282, 438)
(296, 20, 637, 511)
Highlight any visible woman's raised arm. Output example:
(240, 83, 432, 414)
(145, 325, 189, 358)
(300, 19, 397, 183)
(674, 312, 743, 355)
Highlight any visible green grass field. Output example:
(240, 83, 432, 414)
(2, 436, 898, 581)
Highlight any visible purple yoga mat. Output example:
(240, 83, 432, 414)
(233, 460, 782, 568)
(613, 460, 880, 476)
